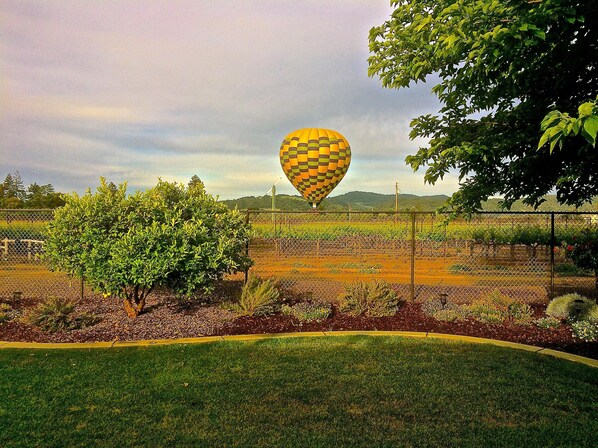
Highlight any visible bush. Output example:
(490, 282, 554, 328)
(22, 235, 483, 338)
(582, 305, 598, 324)
(546, 294, 595, 321)
(0, 303, 18, 322)
(281, 301, 332, 323)
(44, 178, 252, 318)
(22, 297, 97, 332)
(467, 290, 513, 324)
(432, 307, 469, 322)
(534, 316, 561, 330)
(235, 276, 280, 317)
(339, 281, 399, 317)
(508, 302, 534, 326)
(570, 320, 598, 342)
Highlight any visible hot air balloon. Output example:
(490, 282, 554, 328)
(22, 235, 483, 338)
(279, 128, 351, 208)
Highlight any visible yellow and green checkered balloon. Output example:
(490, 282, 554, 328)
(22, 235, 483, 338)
(279, 128, 351, 208)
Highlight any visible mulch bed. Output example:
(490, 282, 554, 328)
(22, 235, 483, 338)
(1, 291, 597, 360)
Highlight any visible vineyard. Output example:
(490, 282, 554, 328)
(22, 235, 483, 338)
(1, 209, 597, 303)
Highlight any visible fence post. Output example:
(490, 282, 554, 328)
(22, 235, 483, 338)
(550, 212, 555, 299)
(410, 211, 416, 301)
(80, 276, 84, 301)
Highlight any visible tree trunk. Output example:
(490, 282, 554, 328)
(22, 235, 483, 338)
(123, 293, 146, 318)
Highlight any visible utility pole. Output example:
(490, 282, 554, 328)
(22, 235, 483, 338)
(395, 182, 400, 212)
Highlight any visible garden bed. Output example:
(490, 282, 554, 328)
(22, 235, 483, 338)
(1, 284, 596, 359)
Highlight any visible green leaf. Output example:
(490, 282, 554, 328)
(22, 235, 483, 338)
(582, 116, 598, 146)
(578, 102, 594, 117)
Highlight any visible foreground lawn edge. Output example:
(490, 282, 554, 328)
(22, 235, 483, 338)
(1, 330, 596, 368)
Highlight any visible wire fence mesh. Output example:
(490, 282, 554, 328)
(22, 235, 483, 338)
(1, 209, 596, 304)
(247, 210, 598, 304)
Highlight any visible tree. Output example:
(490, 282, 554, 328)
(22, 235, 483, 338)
(2, 172, 26, 202)
(368, 0, 598, 212)
(44, 178, 252, 318)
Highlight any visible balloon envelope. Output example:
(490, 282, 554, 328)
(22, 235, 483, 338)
(279, 128, 351, 208)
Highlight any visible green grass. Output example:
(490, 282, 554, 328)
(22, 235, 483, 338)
(0, 336, 596, 447)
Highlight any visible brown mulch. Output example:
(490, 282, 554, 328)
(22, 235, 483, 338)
(1, 293, 596, 360)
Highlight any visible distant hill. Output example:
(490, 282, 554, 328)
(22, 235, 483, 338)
(221, 191, 597, 212)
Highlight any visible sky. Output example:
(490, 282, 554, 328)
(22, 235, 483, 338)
(1, 0, 461, 199)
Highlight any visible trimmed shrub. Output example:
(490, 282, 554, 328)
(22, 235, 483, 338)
(570, 320, 598, 342)
(281, 301, 331, 323)
(534, 316, 561, 330)
(235, 276, 280, 317)
(339, 280, 399, 317)
(22, 297, 97, 332)
(546, 294, 595, 321)
(582, 305, 598, 324)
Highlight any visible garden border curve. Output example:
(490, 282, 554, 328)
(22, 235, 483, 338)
(0, 331, 596, 368)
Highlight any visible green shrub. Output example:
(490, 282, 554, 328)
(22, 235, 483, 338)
(432, 307, 469, 322)
(22, 297, 98, 332)
(339, 280, 399, 317)
(0, 303, 18, 322)
(44, 178, 252, 318)
(281, 301, 331, 323)
(582, 305, 598, 323)
(508, 302, 534, 326)
(570, 320, 598, 342)
(235, 276, 280, 317)
(546, 294, 594, 321)
(534, 316, 561, 330)
(467, 290, 513, 324)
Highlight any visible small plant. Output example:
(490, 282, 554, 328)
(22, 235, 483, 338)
(546, 294, 595, 321)
(570, 320, 598, 342)
(235, 276, 280, 317)
(534, 316, 561, 330)
(432, 307, 468, 322)
(508, 302, 534, 326)
(448, 264, 472, 273)
(22, 297, 97, 332)
(281, 301, 331, 323)
(0, 303, 18, 322)
(467, 290, 513, 324)
(338, 280, 399, 317)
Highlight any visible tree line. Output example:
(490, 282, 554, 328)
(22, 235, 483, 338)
(0, 171, 65, 209)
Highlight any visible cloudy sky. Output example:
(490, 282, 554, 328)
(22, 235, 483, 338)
(1, 0, 460, 199)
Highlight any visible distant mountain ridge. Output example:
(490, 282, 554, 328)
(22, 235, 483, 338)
(221, 191, 596, 212)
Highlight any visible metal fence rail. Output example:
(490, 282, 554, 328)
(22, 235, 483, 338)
(1, 209, 596, 303)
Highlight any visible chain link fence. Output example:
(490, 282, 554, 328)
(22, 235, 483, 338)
(1, 209, 596, 304)
(247, 210, 598, 304)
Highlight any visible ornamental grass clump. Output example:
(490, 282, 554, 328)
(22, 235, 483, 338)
(0, 303, 18, 322)
(546, 293, 595, 321)
(281, 301, 332, 323)
(235, 276, 280, 317)
(339, 280, 399, 317)
(22, 297, 97, 333)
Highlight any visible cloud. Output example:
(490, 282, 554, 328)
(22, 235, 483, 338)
(0, 0, 451, 200)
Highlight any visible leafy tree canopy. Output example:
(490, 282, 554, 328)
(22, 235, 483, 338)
(368, 0, 598, 212)
(44, 178, 252, 318)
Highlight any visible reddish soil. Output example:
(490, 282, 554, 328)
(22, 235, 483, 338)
(1, 291, 596, 360)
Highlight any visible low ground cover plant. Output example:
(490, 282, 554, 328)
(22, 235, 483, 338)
(232, 276, 280, 317)
(420, 297, 469, 322)
(534, 316, 561, 330)
(22, 296, 97, 332)
(570, 320, 598, 342)
(281, 301, 332, 323)
(338, 280, 399, 317)
(44, 178, 252, 318)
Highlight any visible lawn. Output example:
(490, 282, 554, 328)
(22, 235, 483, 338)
(1, 336, 597, 447)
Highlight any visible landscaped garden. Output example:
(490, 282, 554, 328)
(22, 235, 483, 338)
(1, 336, 597, 448)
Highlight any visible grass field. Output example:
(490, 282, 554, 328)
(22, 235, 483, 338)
(1, 336, 596, 447)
